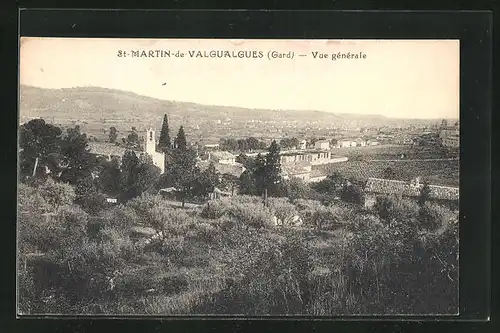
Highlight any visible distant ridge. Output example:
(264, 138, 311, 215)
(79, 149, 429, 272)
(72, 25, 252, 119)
(19, 85, 452, 129)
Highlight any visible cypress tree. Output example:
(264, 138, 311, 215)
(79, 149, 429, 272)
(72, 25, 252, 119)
(176, 126, 187, 150)
(264, 140, 282, 195)
(158, 114, 171, 151)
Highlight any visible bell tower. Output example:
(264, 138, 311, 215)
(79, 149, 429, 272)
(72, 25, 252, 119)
(145, 128, 156, 154)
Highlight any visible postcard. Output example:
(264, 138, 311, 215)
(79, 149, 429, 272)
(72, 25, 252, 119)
(18, 38, 459, 316)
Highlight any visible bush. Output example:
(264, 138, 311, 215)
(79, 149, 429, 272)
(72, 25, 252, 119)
(228, 202, 274, 229)
(38, 178, 76, 210)
(77, 192, 108, 215)
(161, 274, 190, 295)
(285, 178, 316, 201)
(267, 197, 301, 226)
(374, 195, 420, 231)
(200, 199, 230, 219)
(18, 183, 52, 214)
(305, 205, 344, 231)
(340, 184, 364, 204)
(418, 202, 453, 232)
(101, 205, 139, 229)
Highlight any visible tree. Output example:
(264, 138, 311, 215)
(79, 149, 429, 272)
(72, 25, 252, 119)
(158, 114, 171, 151)
(159, 147, 199, 207)
(418, 180, 432, 207)
(119, 150, 140, 200)
(279, 137, 300, 150)
(340, 184, 365, 204)
(126, 127, 140, 148)
(108, 127, 118, 143)
(285, 178, 314, 201)
(264, 140, 282, 196)
(245, 137, 260, 151)
(98, 157, 121, 195)
(37, 178, 77, 210)
(193, 162, 220, 197)
(237, 139, 248, 152)
(220, 138, 238, 152)
(176, 126, 187, 150)
(135, 159, 161, 195)
(312, 172, 344, 195)
(59, 126, 95, 185)
(19, 119, 63, 178)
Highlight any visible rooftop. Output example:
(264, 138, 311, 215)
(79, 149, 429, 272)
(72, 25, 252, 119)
(88, 142, 133, 157)
(197, 161, 245, 178)
(209, 151, 236, 160)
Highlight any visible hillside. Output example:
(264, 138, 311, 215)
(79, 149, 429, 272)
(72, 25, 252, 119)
(19, 85, 444, 141)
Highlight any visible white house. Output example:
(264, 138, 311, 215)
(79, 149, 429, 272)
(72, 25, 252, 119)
(208, 151, 236, 165)
(314, 140, 330, 150)
(299, 139, 307, 150)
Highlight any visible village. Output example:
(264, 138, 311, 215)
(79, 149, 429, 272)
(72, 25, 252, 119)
(84, 116, 459, 211)
(17, 38, 460, 316)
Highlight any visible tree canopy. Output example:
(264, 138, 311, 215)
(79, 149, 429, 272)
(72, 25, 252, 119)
(158, 114, 171, 152)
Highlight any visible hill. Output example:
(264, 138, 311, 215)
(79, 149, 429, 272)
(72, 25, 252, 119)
(19, 85, 442, 141)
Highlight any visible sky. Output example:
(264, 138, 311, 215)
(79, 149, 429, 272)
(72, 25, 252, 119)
(20, 38, 459, 119)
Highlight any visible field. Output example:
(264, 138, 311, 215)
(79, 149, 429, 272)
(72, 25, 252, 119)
(315, 145, 459, 187)
(332, 145, 459, 160)
(316, 159, 459, 187)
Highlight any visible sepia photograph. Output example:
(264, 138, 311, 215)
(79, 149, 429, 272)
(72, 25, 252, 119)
(17, 38, 460, 316)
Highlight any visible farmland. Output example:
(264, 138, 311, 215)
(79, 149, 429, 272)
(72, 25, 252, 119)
(316, 159, 459, 187)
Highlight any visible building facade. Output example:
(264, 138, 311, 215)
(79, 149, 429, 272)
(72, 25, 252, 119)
(314, 140, 330, 150)
(144, 128, 166, 174)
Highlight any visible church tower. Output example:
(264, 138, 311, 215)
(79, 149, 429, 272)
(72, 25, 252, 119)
(145, 128, 156, 154)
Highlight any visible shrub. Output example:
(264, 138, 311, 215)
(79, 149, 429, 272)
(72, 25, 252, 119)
(267, 197, 300, 226)
(101, 205, 139, 229)
(228, 202, 274, 229)
(18, 183, 52, 215)
(38, 178, 76, 210)
(162, 274, 190, 295)
(418, 202, 453, 232)
(305, 205, 343, 231)
(340, 184, 364, 204)
(200, 199, 230, 219)
(77, 192, 108, 215)
(285, 178, 315, 201)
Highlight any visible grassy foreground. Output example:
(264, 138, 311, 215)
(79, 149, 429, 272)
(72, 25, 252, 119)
(18, 185, 458, 316)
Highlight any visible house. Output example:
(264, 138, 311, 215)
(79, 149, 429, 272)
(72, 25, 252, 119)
(197, 160, 246, 179)
(158, 187, 179, 200)
(355, 139, 367, 147)
(204, 143, 220, 150)
(88, 142, 128, 161)
(282, 165, 312, 182)
(314, 140, 330, 150)
(208, 151, 236, 165)
(363, 177, 459, 208)
(299, 139, 307, 150)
